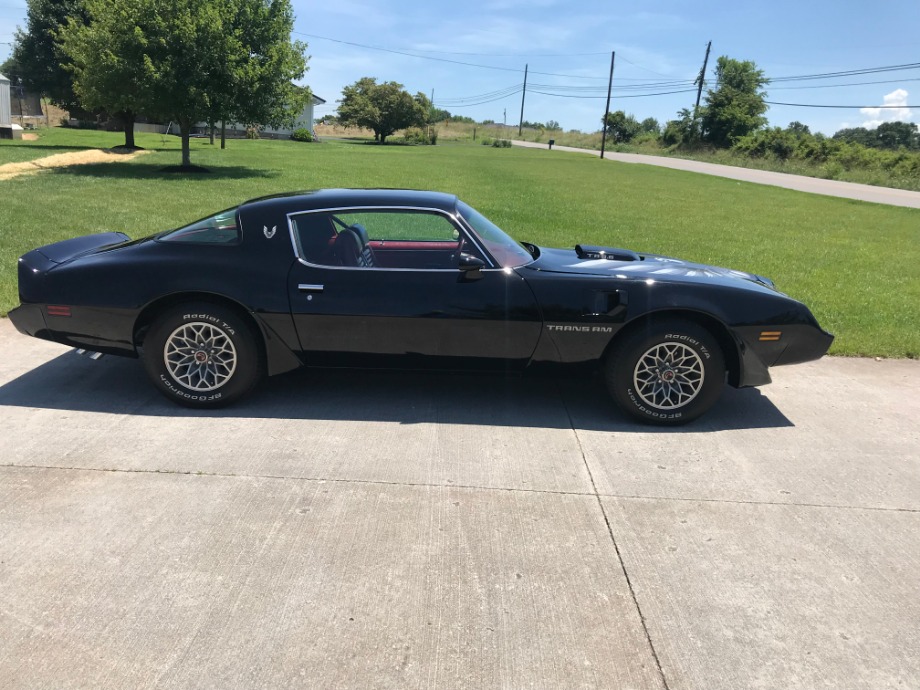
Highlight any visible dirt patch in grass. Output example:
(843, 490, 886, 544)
(21, 133, 39, 141)
(0, 147, 151, 181)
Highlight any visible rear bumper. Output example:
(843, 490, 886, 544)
(8, 303, 48, 338)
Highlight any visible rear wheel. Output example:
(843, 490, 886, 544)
(605, 318, 725, 425)
(142, 302, 262, 408)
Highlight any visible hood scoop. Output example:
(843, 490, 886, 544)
(575, 244, 641, 262)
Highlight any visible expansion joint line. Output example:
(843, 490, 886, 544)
(558, 387, 672, 690)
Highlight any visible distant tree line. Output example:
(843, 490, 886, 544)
(590, 55, 919, 181)
(331, 80, 569, 143)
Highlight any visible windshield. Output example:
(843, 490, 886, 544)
(457, 202, 533, 268)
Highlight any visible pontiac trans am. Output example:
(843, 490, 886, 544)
(9, 189, 833, 425)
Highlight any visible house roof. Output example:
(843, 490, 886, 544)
(311, 94, 326, 105)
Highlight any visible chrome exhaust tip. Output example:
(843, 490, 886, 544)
(73, 348, 105, 360)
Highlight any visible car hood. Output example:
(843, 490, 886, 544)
(527, 246, 778, 291)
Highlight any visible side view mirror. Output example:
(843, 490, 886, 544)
(458, 252, 485, 278)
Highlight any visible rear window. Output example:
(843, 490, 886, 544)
(158, 208, 240, 244)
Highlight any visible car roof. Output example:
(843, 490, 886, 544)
(240, 189, 460, 215)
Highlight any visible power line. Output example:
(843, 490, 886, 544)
(436, 83, 524, 104)
(765, 100, 916, 109)
(770, 62, 920, 83)
(292, 31, 609, 80)
(529, 80, 694, 92)
(615, 53, 673, 79)
(531, 88, 696, 99)
(771, 77, 920, 91)
(391, 47, 611, 58)
(440, 89, 524, 108)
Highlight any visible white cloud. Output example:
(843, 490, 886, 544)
(859, 88, 913, 129)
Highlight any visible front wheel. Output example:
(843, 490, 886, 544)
(142, 302, 262, 408)
(605, 319, 726, 425)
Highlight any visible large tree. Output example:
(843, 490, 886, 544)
(59, 0, 308, 167)
(875, 121, 919, 150)
(10, 0, 88, 110)
(338, 78, 429, 143)
(833, 122, 919, 150)
(701, 56, 769, 148)
(602, 110, 640, 143)
(57, 0, 153, 147)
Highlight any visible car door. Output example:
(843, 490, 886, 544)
(286, 207, 543, 369)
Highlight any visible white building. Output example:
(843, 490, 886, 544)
(0, 72, 23, 139)
(260, 93, 326, 137)
(191, 93, 326, 139)
(0, 73, 11, 126)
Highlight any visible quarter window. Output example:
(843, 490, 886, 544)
(158, 208, 240, 244)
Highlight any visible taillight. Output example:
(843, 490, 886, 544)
(46, 305, 72, 317)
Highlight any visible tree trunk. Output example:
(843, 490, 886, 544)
(221, 121, 226, 149)
(122, 111, 136, 148)
(209, 119, 215, 146)
(180, 119, 191, 167)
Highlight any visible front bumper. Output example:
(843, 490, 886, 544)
(736, 323, 834, 370)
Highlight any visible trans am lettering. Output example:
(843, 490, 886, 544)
(546, 325, 613, 333)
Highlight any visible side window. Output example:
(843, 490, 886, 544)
(334, 211, 459, 243)
(291, 212, 337, 265)
(291, 209, 480, 269)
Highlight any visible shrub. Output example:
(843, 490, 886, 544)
(62, 118, 99, 130)
(402, 127, 428, 145)
(481, 137, 493, 146)
(401, 127, 439, 145)
(492, 139, 512, 148)
(245, 126, 261, 140)
(291, 128, 313, 142)
(733, 128, 797, 160)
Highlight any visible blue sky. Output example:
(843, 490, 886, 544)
(2, 0, 918, 135)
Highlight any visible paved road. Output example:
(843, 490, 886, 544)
(1, 319, 918, 689)
(512, 140, 920, 209)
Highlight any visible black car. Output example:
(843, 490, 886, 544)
(9, 189, 833, 425)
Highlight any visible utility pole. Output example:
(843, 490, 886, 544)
(599, 51, 615, 159)
(518, 63, 528, 137)
(693, 41, 712, 134)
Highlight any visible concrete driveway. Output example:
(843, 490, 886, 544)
(1, 319, 918, 689)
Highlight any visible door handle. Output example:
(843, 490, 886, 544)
(298, 284, 324, 293)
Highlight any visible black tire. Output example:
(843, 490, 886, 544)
(142, 302, 262, 408)
(605, 318, 726, 425)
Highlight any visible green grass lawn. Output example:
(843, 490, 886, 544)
(1, 128, 918, 358)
